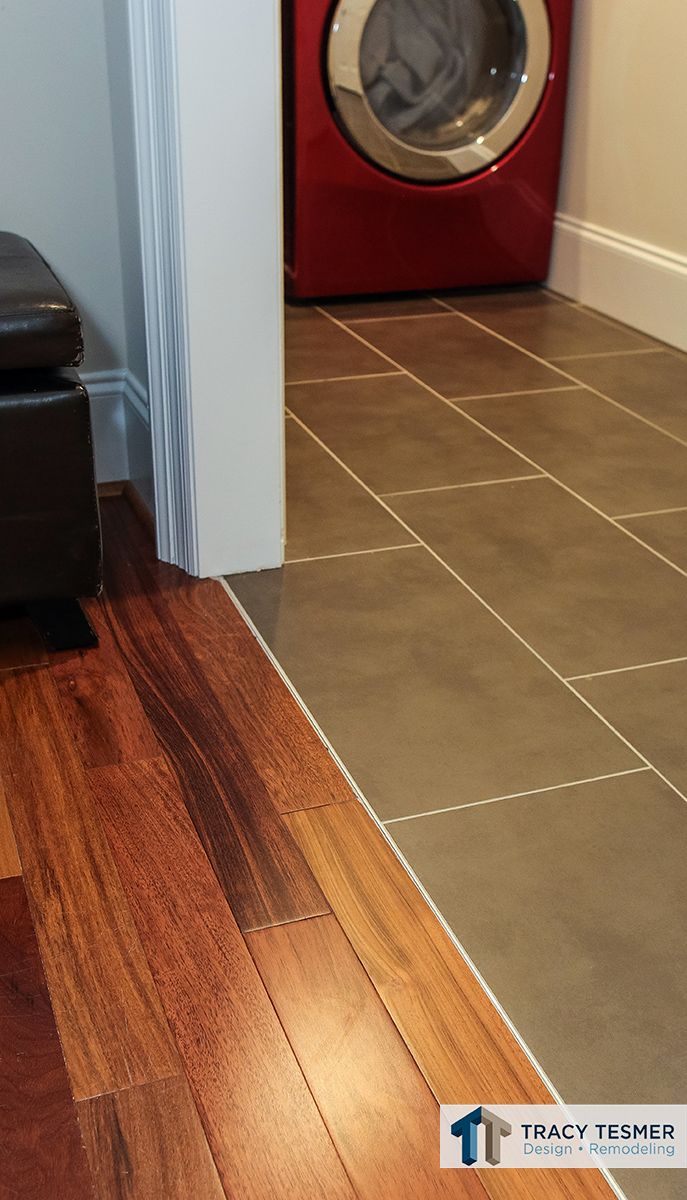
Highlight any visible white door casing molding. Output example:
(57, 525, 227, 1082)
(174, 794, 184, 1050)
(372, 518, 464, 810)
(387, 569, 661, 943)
(127, 0, 197, 571)
(127, 0, 285, 576)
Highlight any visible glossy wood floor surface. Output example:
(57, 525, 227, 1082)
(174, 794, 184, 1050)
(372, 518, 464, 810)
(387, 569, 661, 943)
(0, 497, 615, 1199)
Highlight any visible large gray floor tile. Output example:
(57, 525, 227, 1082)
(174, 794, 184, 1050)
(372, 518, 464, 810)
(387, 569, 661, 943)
(284, 422, 413, 561)
(287, 374, 532, 494)
(614, 1167, 682, 1200)
(227, 548, 638, 820)
(346, 312, 566, 398)
(389, 772, 687, 1116)
(560, 352, 687, 441)
(284, 306, 390, 383)
(619, 508, 687, 568)
(388, 478, 687, 677)
(441, 288, 654, 358)
(460, 387, 687, 516)
(575, 660, 687, 800)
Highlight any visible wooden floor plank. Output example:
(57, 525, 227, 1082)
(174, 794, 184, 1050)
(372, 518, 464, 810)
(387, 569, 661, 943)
(247, 914, 489, 1200)
(89, 756, 355, 1200)
(0, 772, 21, 879)
(0, 875, 94, 1198)
(170, 579, 356, 813)
(78, 1077, 226, 1200)
(0, 667, 179, 1099)
(51, 598, 160, 769)
(98, 498, 328, 931)
(287, 801, 616, 1200)
(0, 612, 48, 673)
(0, 875, 41, 978)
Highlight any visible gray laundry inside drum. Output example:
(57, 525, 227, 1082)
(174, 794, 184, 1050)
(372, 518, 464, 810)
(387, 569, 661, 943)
(359, 0, 527, 153)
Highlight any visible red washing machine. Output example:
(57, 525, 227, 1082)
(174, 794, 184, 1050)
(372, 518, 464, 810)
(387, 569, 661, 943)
(283, 0, 573, 298)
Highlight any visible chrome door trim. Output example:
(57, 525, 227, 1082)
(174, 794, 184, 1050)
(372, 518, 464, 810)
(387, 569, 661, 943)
(327, 0, 551, 182)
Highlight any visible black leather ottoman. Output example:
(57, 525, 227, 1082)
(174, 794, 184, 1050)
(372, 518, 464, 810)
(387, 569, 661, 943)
(0, 233, 102, 647)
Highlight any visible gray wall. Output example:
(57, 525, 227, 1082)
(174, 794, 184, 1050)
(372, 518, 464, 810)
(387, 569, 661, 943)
(103, 0, 149, 389)
(0, 0, 126, 372)
(102, 0, 154, 502)
(0, 0, 152, 487)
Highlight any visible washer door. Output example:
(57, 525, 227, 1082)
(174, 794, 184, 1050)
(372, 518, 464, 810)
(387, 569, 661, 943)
(327, 0, 551, 182)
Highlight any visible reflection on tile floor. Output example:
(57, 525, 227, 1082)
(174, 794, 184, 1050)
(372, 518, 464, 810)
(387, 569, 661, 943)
(560, 351, 687, 441)
(287, 374, 532, 494)
(388, 477, 687, 677)
(229, 288, 687, 1200)
(284, 421, 414, 561)
(460, 386, 687, 516)
(441, 287, 654, 358)
(344, 309, 566, 398)
(618, 507, 687, 567)
(230, 547, 638, 820)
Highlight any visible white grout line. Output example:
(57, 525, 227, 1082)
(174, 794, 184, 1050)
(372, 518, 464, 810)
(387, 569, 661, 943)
(307, 311, 687, 810)
(614, 504, 687, 520)
(432, 291, 579, 314)
(285, 543, 419, 565)
(450, 384, 579, 403)
(383, 767, 651, 825)
(433, 288, 574, 309)
(317, 305, 687, 586)
(379, 474, 544, 499)
(551, 347, 663, 362)
(566, 655, 687, 682)
(570, 300, 664, 342)
(288, 405, 687, 815)
(313, 305, 434, 373)
(286, 370, 403, 386)
(433, 301, 660, 362)
(217, 573, 629, 1200)
(455, 411, 687, 585)
(214, 582, 585, 1099)
(452, 307, 687, 453)
(342, 309, 456, 324)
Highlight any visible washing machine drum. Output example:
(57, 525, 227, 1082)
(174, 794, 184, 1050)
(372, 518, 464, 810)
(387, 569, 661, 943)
(327, 0, 551, 181)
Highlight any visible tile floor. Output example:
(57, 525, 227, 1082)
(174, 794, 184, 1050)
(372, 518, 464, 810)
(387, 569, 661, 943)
(228, 288, 687, 1200)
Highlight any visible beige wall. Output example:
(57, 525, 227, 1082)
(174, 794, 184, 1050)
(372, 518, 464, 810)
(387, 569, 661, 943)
(550, 0, 687, 349)
(558, 0, 687, 256)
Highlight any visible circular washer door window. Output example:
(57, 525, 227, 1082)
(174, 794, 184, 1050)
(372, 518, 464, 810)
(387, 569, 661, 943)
(327, 0, 551, 182)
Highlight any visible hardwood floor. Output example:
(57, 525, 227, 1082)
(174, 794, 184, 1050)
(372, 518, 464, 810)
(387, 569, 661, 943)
(99, 499, 329, 932)
(287, 802, 616, 1200)
(78, 1078, 225, 1200)
(0, 876, 94, 1198)
(52, 598, 160, 769)
(0, 611, 48, 672)
(89, 756, 354, 1200)
(0, 772, 20, 879)
(0, 496, 616, 1198)
(247, 914, 488, 1200)
(0, 667, 178, 1099)
(169, 579, 356, 813)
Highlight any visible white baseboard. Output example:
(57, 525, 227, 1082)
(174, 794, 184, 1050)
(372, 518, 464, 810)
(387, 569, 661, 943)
(83, 368, 150, 483)
(549, 215, 687, 352)
(124, 387, 155, 514)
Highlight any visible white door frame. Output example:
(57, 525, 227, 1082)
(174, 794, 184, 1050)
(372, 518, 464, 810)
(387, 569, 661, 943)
(127, 0, 285, 577)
